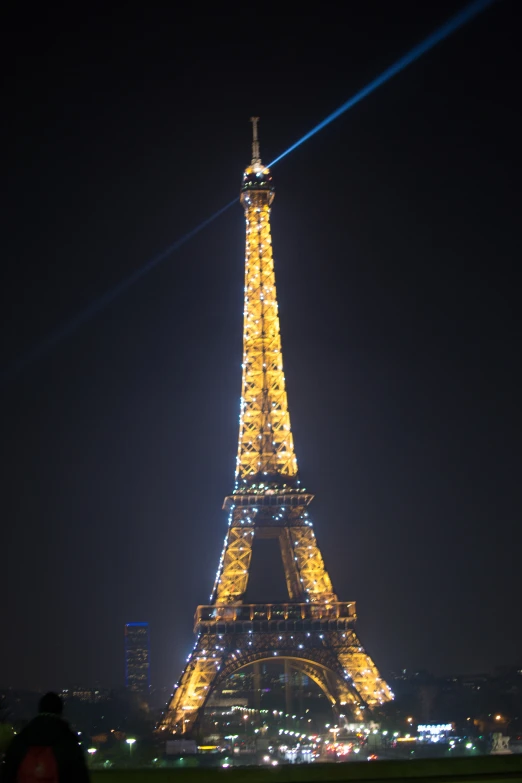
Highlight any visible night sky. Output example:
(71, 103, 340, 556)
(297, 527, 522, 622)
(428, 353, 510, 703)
(2, 1, 520, 693)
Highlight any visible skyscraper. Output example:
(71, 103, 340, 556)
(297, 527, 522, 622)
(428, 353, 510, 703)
(125, 622, 150, 695)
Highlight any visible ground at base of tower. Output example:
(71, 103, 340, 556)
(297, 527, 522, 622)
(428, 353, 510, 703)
(90, 753, 520, 783)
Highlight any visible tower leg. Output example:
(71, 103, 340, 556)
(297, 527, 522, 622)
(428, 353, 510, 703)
(160, 635, 225, 735)
(335, 631, 393, 709)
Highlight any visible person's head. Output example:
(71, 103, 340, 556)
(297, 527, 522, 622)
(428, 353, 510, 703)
(38, 692, 63, 716)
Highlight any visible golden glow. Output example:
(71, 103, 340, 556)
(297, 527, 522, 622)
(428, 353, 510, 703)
(236, 186, 297, 482)
(215, 526, 255, 604)
(159, 129, 393, 737)
(337, 648, 394, 707)
(284, 525, 336, 603)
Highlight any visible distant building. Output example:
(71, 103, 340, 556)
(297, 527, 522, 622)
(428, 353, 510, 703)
(125, 622, 150, 694)
(61, 687, 111, 703)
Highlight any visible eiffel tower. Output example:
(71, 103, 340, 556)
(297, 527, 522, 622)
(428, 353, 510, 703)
(160, 119, 393, 736)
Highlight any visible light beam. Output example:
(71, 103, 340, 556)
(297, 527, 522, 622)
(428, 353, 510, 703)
(2, 0, 498, 381)
(1, 199, 236, 383)
(268, 0, 497, 167)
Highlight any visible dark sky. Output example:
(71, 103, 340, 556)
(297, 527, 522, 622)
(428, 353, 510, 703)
(2, 1, 520, 693)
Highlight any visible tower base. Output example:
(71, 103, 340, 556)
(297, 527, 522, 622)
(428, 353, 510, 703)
(159, 602, 392, 735)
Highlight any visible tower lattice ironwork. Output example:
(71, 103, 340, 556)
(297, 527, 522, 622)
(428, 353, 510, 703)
(160, 119, 393, 736)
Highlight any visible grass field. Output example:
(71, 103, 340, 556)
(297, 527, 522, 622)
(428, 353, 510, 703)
(91, 754, 522, 782)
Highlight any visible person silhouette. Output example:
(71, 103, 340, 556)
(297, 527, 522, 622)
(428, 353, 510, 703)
(1, 692, 89, 782)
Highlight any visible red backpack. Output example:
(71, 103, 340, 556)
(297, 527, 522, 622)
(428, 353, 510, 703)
(17, 746, 59, 782)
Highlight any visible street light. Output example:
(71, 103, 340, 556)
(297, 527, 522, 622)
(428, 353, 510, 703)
(126, 738, 136, 758)
(329, 726, 340, 742)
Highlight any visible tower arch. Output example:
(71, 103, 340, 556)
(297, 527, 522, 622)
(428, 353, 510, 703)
(214, 653, 362, 709)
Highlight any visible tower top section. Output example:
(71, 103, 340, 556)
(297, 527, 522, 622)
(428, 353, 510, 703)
(233, 118, 299, 495)
(241, 117, 274, 208)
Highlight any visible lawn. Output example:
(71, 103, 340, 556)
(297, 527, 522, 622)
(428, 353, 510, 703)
(91, 754, 522, 782)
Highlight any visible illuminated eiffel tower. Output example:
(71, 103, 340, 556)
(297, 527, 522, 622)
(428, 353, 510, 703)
(160, 119, 393, 736)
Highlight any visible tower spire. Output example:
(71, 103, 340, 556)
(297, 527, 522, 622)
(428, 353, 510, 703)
(250, 116, 261, 165)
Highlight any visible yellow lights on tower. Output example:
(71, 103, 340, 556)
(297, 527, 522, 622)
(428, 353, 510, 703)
(158, 120, 393, 738)
(236, 180, 297, 484)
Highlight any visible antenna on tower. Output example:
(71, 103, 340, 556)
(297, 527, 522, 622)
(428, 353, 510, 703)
(250, 116, 261, 164)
